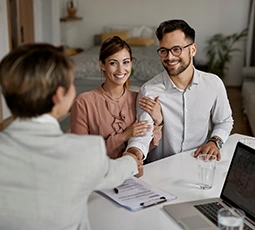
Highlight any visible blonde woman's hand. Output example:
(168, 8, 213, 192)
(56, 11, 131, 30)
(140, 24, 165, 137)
(139, 96, 163, 125)
(122, 120, 151, 142)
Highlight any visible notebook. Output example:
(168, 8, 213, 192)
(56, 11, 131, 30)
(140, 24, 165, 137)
(163, 141, 255, 230)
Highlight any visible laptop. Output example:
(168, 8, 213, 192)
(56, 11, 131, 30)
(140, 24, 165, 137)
(163, 141, 255, 230)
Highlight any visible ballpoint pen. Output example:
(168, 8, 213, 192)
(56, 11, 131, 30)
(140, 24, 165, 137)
(140, 196, 166, 208)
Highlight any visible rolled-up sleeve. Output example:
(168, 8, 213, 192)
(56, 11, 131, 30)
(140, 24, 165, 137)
(126, 88, 154, 159)
(210, 79, 234, 143)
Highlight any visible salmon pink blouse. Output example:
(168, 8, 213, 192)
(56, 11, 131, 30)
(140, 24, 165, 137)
(71, 85, 161, 159)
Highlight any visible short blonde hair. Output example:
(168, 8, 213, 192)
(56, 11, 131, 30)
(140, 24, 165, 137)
(0, 43, 75, 118)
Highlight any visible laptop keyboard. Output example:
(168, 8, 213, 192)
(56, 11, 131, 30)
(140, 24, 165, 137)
(194, 202, 224, 226)
(194, 202, 253, 230)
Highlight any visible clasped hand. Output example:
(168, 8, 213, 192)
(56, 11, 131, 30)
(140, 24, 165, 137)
(123, 147, 144, 178)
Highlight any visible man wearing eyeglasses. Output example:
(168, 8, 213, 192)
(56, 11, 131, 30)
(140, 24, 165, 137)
(126, 19, 233, 164)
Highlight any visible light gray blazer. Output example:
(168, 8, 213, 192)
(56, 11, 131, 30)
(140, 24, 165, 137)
(0, 118, 137, 230)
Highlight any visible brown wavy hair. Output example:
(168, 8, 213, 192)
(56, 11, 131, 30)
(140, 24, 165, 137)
(99, 36, 135, 89)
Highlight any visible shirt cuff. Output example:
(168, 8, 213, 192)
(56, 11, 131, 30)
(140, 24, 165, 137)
(126, 142, 149, 160)
(210, 129, 230, 143)
(116, 155, 138, 175)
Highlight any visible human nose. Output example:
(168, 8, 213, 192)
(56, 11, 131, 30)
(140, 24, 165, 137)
(117, 63, 125, 72)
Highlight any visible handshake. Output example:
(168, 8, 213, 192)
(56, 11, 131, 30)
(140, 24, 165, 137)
(123, 147, 144, 178)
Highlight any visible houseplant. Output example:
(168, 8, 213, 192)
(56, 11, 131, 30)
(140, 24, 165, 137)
(67, 0, 77, 17)
(204, 28, 248, 79)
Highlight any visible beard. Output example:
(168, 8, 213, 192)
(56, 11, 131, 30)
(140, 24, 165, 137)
(162, 54, 192, 77)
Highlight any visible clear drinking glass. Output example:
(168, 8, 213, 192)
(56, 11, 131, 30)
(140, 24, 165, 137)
(197, 154, 216, 189)
(218, 208, 245, 230)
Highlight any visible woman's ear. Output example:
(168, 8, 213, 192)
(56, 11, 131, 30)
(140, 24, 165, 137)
(52, 86, 65, 104)
(99, 61, 105, 71)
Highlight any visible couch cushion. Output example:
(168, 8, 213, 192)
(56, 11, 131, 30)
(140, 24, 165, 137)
(242, 67, 255, 81)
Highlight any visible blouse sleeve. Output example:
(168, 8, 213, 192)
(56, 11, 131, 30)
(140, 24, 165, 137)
(105, 133, 126, 159)
(70, 99, 89, 134)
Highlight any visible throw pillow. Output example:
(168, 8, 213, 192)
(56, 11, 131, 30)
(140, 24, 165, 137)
(126, 37, 155, 46)
(129, 26, 144, 38)
(101, 31, 129, 44)
(141, 26, 154, 39)
(64, 48, 78, 56)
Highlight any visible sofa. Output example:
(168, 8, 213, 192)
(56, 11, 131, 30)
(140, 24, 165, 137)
(242, 67, 255, 136)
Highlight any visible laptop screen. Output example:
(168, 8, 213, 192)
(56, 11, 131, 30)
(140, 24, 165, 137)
(221, 141, 255, 222)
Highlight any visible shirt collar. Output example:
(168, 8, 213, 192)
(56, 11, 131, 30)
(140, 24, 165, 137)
(30, 113, 60, 129)
(191, 68, 199, 85)
(163, 67, 200, 91)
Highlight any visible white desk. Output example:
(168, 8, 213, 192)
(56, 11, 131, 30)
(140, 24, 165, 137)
(88, 134, 253, 230)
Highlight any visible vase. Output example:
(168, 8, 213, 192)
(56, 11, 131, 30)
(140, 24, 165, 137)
(67, 0, 78, 17)
(68, 7, 76, 17)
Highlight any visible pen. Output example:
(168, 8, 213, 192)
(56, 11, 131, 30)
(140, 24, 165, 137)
(113, 188, 119, 194)
(140, 196, 166, 208)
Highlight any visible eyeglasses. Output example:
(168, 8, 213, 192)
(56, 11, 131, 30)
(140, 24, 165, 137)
(157, 43, 193, 58)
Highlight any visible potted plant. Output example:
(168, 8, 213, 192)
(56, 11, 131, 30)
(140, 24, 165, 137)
(67, 0, 77, 17)
(204, 28, 248, 79)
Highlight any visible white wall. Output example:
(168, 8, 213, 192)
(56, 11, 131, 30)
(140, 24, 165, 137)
(34, 0, 61, 45)
(0, 0, 11, 119)
(59, 0, 250, 86)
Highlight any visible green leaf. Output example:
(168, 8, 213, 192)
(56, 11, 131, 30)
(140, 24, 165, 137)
(204, 28, 247, 79)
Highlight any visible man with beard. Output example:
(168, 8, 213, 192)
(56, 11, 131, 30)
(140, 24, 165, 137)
(126, 19, 233, 163)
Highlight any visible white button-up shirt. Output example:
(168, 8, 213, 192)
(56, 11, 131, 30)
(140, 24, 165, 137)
(127, 68, 233, 162)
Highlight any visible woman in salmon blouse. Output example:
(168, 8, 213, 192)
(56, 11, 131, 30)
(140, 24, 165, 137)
(71, 36, 162, 159)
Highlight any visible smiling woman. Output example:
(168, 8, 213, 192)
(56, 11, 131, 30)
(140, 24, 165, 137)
(70, 36, 163, 166)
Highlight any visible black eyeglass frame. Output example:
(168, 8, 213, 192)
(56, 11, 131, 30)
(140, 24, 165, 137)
(157, 43, 193, 58)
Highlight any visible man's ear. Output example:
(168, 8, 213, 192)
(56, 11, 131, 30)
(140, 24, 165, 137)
(99, 61, 105, 71)
(52, 86, 65, 104)
(191, 43, 197, 57)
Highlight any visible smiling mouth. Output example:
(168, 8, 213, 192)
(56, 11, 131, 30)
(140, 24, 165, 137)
(114, 74, 126, 79)
(165, 60, 179, 66)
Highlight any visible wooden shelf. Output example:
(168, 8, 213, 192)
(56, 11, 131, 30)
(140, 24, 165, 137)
(60, 16, 83, 22)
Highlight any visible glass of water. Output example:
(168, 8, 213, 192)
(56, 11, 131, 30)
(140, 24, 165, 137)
(197, 154, 216, 189)
(218, 208, 245, 230)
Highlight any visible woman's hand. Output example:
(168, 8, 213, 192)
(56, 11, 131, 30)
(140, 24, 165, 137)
(139, 96, 163, 125)
(122, 120, 151, 142)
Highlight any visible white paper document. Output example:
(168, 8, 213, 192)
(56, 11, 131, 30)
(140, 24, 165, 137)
(97, 177, 177, 211)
